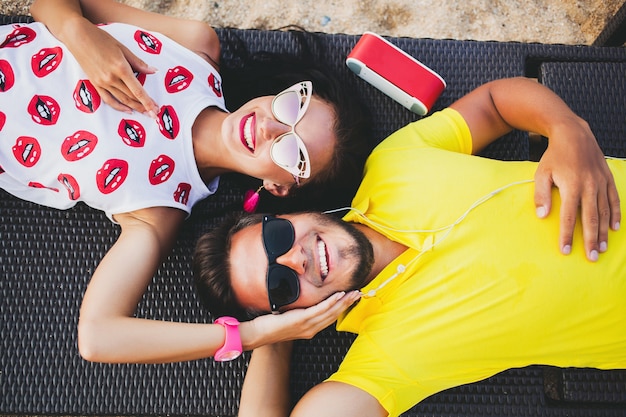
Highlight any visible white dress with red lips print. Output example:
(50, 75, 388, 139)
(0, 22, 225, 222)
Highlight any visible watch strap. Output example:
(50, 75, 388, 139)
(214, 316, 242, 362)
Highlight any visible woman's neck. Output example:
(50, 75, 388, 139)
(191, 106, 231, 181)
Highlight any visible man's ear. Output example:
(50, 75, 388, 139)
(262, 179, 291, 197)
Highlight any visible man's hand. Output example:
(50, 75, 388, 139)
(63, 17, 159, 116)
(534, 119, 620, 261)
(451, 78, 622, 261)
(241, 291, 361, 350)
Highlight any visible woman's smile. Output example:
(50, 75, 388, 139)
(240, 112, 256, 152)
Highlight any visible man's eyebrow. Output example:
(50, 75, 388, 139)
(257, 227, 270, 269)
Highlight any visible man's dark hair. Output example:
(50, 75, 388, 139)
(193, 212, 264, 320)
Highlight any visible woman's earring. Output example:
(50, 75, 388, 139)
(243, 186, 264, 213)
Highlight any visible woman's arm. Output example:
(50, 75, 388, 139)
(30, 0, 220, 114)
(450, 77, 620, 262)
(46, 0, 220, 61)
(30, 0, 158, 115)
(77, 207, 221, 362)
(79, 206, 360, 363)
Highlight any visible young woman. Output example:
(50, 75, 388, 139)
(0, 0, 368, 364)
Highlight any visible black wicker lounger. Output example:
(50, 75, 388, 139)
(1, 13, 626, 417)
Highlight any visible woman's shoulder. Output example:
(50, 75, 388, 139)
(160, 19, 221, 69)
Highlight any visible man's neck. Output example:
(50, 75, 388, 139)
(352, 223, 409, 285)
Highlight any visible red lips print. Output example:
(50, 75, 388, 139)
(134, 30, 162, 54)
(118, 119, 146, 148)
(157, 105, 180, 140)
(58, 173, 81, 200)
(28, 182, 59, 192)
(73, 79, 101, 113)
(149, 154, 175, 185)
(173, 182, 191, 205)
(31, 46, 63, 78)
(208, 73, 222, 97)
(61, 130, 98, 161)
(135, 71, 147, 86)
(165, 66, 193, 93)
(0, 59, 15, 92)
(0, 25, 36, 48)
(96, 158, 128, 194)
(28, 94, 60, 125)
(13, 136, 41, 168)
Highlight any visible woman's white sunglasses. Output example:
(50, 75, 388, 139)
(270, 81, 313, 184)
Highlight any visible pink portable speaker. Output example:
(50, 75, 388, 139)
(346, 32, 446, 115)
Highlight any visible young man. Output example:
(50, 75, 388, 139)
(193, 77, 624, 417)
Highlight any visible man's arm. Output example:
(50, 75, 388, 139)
(238, 342, 294, 417)
(238, 346, 386, 417)
(291, 382, 387, 417)
(450, 77, 620, 262)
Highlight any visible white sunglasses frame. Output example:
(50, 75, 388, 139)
(269, 81, 313, 181)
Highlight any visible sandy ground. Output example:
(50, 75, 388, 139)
(1, 0, 624, 45)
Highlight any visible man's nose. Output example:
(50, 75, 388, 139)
(275, 244, 306, 275)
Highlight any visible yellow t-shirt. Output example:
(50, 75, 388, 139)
(327, 108, 626, 417)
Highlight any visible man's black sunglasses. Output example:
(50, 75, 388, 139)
(262, 215, 301, 313)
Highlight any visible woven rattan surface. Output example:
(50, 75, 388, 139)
(2, 15, 626, 417)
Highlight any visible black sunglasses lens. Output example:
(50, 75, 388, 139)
(267, 265, 300, 308)
(263, 217, 295, 259)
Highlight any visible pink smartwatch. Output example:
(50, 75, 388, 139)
(214, 316, 242, 362)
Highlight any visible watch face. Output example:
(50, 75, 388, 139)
(216, 350, 241, 362)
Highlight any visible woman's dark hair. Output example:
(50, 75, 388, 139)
(218, 29, 373, 212)
(193, 212, 265, 320)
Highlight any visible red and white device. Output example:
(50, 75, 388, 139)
(346, 32, 446, 115)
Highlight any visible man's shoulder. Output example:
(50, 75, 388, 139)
(373, 108, 471, 156)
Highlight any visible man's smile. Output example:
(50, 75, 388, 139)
(317, 236, 329, 280)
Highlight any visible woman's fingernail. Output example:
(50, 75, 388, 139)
(588, 250, 599, 262)
(561, 245, 571, 255)
(613, 221, 620, 231)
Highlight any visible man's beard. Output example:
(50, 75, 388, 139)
(317, 213, 374, 289)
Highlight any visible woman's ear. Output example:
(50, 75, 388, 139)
(262, 180, 291, 197)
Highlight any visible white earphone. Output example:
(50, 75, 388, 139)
(324, 179, 535, 298)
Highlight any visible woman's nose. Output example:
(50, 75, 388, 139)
(275, 244, 306, 275)
(259, 117, 291, 141)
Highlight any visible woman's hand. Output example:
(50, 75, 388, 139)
(32, 0, 218, 116)
(61, 17, 159, 116)
(239, 291, 361, 350)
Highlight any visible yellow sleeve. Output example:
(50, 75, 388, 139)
(375, 108, 473, 155)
